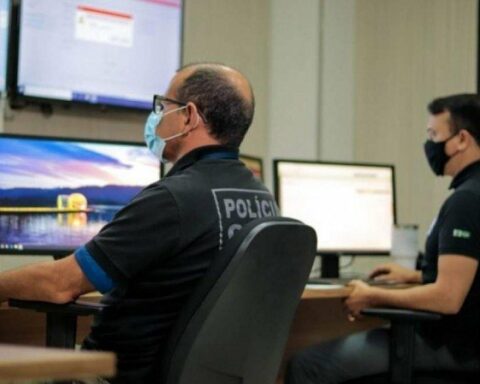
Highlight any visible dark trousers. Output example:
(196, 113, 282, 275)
(285, 327, 479, 384)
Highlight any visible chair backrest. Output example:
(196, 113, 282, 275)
(157, 216, 317, 384)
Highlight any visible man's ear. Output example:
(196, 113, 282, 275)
(458, 129, 473, 150)
(184, 102, 200, 129)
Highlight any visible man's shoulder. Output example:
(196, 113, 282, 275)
(164, 160, 270, 193)
(440, 188, 480, 221)
(455, 171, 480, 194)
(129, 180, 177, 208)
(446, 187, 480, 205)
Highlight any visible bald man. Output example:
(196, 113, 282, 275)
(0, 63, 279, 383)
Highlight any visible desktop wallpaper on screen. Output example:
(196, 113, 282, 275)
(0, 136, 159, 254)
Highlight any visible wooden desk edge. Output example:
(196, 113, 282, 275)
(302, 287, 352, 299)
(0, 344, 116, 381)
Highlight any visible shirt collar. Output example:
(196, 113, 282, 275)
(165, 145, 239, 177)
(449, 160, 480, 189)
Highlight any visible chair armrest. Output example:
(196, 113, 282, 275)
(9, 298, 105, 316)
(9, 298, 106, 348)
(361, 307, 442, 322)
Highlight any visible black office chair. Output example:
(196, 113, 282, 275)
(345, 307, 478, 384)
(10, 217, 317, 384)
(156, 216, 317, 384)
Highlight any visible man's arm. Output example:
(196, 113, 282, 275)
(0, 255, 95, 304)
(369, 262, 422, 283)
(346, 254, 478, 317)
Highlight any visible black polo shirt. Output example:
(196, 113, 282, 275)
(81, 145, 279, 383)
(419, 160, 480, 359)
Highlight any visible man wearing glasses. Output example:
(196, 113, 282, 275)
(286, 94, 480, 383)
(0, 63, 279, 383)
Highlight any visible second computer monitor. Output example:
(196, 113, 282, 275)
(239, 154, 263, 181)
(0, 134, 160, 256)
(274, 159, 396, 276)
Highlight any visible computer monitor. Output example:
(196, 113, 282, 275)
(11, 0, 182, 109)
(274, 159, 396, 277)
(0, 134, 160, 256)
(0, 0, 10, 94)
(239, 154, 264, 181)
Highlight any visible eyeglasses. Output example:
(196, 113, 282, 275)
(152, 95, 187, 114)
(152, 94, 209, 123)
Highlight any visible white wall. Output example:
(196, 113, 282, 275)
(267, 0, 321, 169)
(319, 0, 355, 162)
(182, 0, 270, 160)
(355, 0, 477, 238)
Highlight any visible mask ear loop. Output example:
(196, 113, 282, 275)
(445, 130, 465, 159)
(164, 104, 201, 141)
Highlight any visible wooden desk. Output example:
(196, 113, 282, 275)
(0, 287, 395, 383)
(281, 287, 384, 363)
(302, 284, 352, 298)
(0, 343, 115, 382)
(0, 287, 379, 347)
(276, 284, 415, 382)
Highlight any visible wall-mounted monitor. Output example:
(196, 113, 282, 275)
(11, 0, 182, 109)
(274, 159, 396, 277)
(0, 134, 160, 256)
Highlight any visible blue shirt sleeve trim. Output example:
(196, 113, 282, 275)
(74, 246, 116, 293)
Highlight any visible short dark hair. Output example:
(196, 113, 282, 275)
(428, 93, 480, 144)
(175, 64, 255, 148)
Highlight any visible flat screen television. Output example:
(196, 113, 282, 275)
(274, 159, 396, 277)
(0, 134, 160, 256)
(10, 0, 183, 109)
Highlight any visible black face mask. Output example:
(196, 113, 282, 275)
(423, 135, 456, 176)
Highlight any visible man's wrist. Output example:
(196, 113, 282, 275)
(408, 270, 422, 284)
(367, 286, 383, 307)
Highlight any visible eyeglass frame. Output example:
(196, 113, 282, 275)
(152, 94, 208, 123)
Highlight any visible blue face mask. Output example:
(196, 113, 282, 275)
(144, 112, 164, 160)
(144, 106, 187, 162)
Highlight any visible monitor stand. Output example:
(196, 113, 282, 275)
(319, 253, 340, 278)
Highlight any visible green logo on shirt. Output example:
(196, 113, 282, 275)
(453, 229, 471, 239)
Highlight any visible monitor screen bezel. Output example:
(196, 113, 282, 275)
(0, 133, 160, 256)
(273, 158, 397, 255)
(7, 0, 185, 111)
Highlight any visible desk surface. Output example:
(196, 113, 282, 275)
(302, 282, 415, 299)
(0, 343, 115, 381)
(302, 285, 352, 299)
(0, 284, 407, 306)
